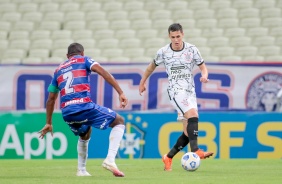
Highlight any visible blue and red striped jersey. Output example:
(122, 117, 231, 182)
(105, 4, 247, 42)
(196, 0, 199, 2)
(50, 55, 98, 116)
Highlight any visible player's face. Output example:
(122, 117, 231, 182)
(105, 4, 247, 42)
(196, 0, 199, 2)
(169, 30, 184, 50)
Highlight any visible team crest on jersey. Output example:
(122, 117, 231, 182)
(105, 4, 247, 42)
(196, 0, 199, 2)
(246, 72, 282, 111)
(118, 114, 146, 158)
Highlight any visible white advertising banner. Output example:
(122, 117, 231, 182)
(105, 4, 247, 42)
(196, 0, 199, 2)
(0, 62, 281, 112)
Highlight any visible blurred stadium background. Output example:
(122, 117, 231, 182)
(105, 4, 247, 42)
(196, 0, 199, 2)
(0, 0, 282, 64)
(0, 0, 281, 160)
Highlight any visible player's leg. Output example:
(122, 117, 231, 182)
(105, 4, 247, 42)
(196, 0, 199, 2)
(184, 109, 214, 159)
(102, 114, 125, 177)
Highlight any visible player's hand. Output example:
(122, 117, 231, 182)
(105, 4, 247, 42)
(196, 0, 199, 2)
(139, 83, 146, 96)
(38, 124, 53, 139)
(200, 77, 209, 83)
(119, 93, 128, 109)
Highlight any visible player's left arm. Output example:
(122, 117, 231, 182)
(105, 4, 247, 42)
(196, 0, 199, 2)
(198, 63, 209, 83)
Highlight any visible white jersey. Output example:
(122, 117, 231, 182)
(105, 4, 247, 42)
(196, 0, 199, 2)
(154, 42, 204, 98)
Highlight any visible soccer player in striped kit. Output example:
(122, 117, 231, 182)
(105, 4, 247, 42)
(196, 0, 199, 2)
(39, 43, 127, 177)
(139, 23, 214, 171)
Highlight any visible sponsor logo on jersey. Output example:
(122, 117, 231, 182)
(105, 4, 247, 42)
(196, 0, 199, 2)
(246, 72, 282, 111)
(100, 119, 107, 129)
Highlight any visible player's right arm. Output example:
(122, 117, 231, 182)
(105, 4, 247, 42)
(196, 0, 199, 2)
(139, 61, 157, 96)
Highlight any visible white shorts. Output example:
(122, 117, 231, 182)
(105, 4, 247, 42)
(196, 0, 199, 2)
(169, 89, 198, 121)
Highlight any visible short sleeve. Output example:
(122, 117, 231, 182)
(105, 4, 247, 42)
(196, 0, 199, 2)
(153, 48, 164, 66)
(48, 71, 59, 93)
(85, 56, 99, 71)
(192, 46, 204, 65)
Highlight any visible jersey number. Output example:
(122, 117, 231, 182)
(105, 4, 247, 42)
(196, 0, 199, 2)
(63, 71, 74, 94)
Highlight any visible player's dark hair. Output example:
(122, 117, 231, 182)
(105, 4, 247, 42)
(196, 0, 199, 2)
(67, 43, 84, 56)
(168, 23, 183, 33)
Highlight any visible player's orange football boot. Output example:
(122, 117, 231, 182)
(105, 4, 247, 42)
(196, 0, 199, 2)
(194, 149, 214, 159)
(162, 154, 172, 171)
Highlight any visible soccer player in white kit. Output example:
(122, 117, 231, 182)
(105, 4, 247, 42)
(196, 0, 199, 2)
(139, 23, 214, 171)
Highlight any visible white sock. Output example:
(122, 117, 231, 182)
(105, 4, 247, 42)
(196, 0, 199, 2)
(77, 137, 89, 171)
(106, 124, 125, 163)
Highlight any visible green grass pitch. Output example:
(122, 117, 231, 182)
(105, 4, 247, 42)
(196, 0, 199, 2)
(0, 159, 281, 184)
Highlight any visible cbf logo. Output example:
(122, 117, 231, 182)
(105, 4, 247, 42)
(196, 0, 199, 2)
(118, 114, 146, 158)
(246, 72, 282, 112)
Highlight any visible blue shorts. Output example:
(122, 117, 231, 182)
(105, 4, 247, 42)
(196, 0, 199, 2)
(62, 104, 117, 136)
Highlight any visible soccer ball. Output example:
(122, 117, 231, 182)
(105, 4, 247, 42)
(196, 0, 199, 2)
(181, 152, 201, 171)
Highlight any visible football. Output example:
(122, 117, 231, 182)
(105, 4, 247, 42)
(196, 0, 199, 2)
(181, 152, 201, 171)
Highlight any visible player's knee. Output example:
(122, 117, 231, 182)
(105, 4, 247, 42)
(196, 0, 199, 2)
(80, 126, 92, 140)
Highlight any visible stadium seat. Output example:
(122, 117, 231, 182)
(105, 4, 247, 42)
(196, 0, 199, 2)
(38, 21, 61, 31)
(240, 18, 261, 28)
(30, 30, 51, 40)
(97, 38, 119, 49)
(75, 39, 95, 49)
(204, 56, 219, 62)
(144, 38, 166, 48)
(224, 28, 246, 37)
(153, 19, 174, 30)
(144, 1, 165, 11)
(53, 39, 74, 50)
(202, 28, 224, 38)
(0, 31, 8, 39)
(102, 48, 123, 58)
(80, 2, 101, 12)
(0, 40, 9, 50)
(9, 40, 31, 50)
(216, 8, 238, 19)
(128, 10, 150, 21)
(189, 1, 209, 10)
(22, 12, 43, 23)
(277, 0, 282, 8)
(63, 21, 86, 31)
(64, 11, 85, 22)
(254, 0, 275, 9)
(212, 46, 235, 57)
(17, 3, 38, 13)
(262, 17, 282, 28)
(22, 57, 42, 64)
(93, 29, 114, 40)
(1, 12, 21, 23)
(136, 29, 158, 40)
(230, 36, 252, 47)
(110, 20, 131, 30)
(92, 56, 108, 63)
(218, 18, 239, 28)
(123, 1, 144, 11)
(275, 36, 282, 46)
(3, 49, 27, 60)
(232, 0, 253, 9)
(32, 0, 53, 3)
(151, 10, 171, 20)
(51, 48, 67, 58)
(87, 20, 109, 31)
(13, 21, 34, 31)
(197, 47, 211, 57)
(260, 8, 281, 18)
(188, 37, 207, 47)
(145, 47, 159, 58)
(172, 9, 194, 20)
(238, 8, 260, 18)
(166, 1, 188, 10)
(8, 30, 29, 40)
(210, 0, 231, 10)
(102, 2, 123, 11)
(131, 19, 152, 30)
(246, 27, 269, 38)
(220, 55, 242, 62)
(0, 21, 11, 31)
(183, 28, 202, 38)
(39, 3, 59, 13)
(196, 18, 217, 29)
(85, 11, 106, 21)
(207, 37, 229, 47)
(31, 39, 53, 49)
(44, 12, 64, 22)
(51, 30, 72, 40)
(107, 10, 128, 21)
(243, 55, 265, 62)
(119, 38, 141, 49)
(131, 56, 151, 63)
(53, 0, 73, 3)
(42, 56, 64, 64)
(253, 36, 275, 47)
(269, 27, 282, 37)
(123, 48, 145, 58)
(265, 55, 282, 61)
(59, 2, 80, 12)
(235, 46, 258, 56)
(108, 56, 131, 63)
(72, 30, 93, 40)
(28, 49, 50, 59)
(0, 3, 17, 13)
(83, 48, 102, 58)
(115, 29, 136, 39)
(1, 58, 22, 64)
